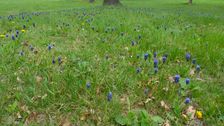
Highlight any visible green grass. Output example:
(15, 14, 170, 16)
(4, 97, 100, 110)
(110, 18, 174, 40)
(0, 0, 224, 125)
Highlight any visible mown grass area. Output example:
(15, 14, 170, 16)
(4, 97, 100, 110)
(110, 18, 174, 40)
(0, 0, 224, 125)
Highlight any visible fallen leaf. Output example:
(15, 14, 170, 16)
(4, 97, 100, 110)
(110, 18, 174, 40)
(163, 120, 170, 126)
(184, 106, 196, 120)
(190, 69, 195, 76)
(145, 97, 155, 104)
(24, 112, 37, 125)
(160, 101, 170, 111)
(59, 118, 72, 126)
(168, 76, 174, 83)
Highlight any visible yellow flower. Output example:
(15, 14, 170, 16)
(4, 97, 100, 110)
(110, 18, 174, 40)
(0, 34, 5, 38)
(196, 111, 202, 119)
(21, 29, 26, 33)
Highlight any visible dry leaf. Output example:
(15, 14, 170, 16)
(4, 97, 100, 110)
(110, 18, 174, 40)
(145, 97, 155, 104)
(184, 106, 196, 120)
(59, 118, 72, 126)
(80, 111, 91, 121)
(168, 76, 174, 83)
(24, 112, 37, 125)
(16, 112, 22, 120)
(163, 120, 170, 126)
(20, 105, 30, 114)
(160, 101, 170, 111)
(190, 69, 195, 76)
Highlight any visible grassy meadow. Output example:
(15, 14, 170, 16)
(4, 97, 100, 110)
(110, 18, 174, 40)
(0, 0, 224, 125)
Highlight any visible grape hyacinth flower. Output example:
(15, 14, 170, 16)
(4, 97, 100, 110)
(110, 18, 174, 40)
(185, 97, 191, 104)
(144, 88, 149, 95)
(52, 58, 56, 64)
(144, 53, 149, 61)
(107, 92, 112, 101)
(12, 35, 15, 40)
(29, 45, 34, 51)
(192, 58, 196, 64)
(19, 51, 24, 56)
(174, 75, 180, 83)
(131, 40, 135, 46)
(186, 78, 190, 85)
(196, 65, 201, 72)
(153, 52, 157, 58)
(154, 67, 158, 74)
(154, 58, 158, 68)
(16, 30, 19, 35)
(162, 56, 167, 63)
(136, 67, 141, 73)
(58, 56, 62, 64)
(86, 82, 91, 89)
(186, 53, 191, 61)
(48, 44, 53, 50)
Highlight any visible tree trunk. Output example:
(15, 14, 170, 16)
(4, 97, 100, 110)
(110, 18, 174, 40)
(189, 0, 192, 4)
(103, 0, 120, 5)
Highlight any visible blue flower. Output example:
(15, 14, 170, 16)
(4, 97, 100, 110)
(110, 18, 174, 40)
(131, 41, 135, 46)
(11, 35, 15, 40)
(29, 45, 34, 51)
(192, 58, 196, 64)
(107, 92, 112, 101)
(19, 51, 24, 56)
(58, 56, 62, 64)
(186, 78, 190, 85)
(86, 82, 91, 89)
(16, 30, 19, 35)
(174, 75, 180, 83)
(196, 65, 200, 72)
(144, 88, 149, 95)
(162, 56, 167, 63)
(48, 44, 53, 50)
(185, 97, 190, 104)
(52, 58, 56, 64)
(186, 53, 191, 61)
(136, 67, 141, 73)
(144, 53, 149, 61)
(154, 67, 158, 74)
(6, 34, 8, 38)
(154, 58, 158, 68)
(153, 52, 157, 58)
